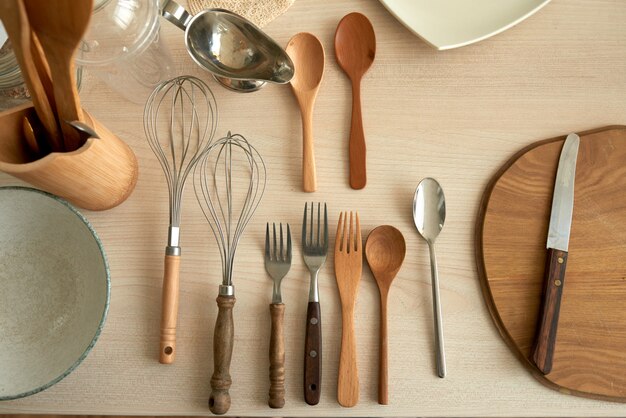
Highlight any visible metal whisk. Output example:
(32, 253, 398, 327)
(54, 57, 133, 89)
(144, 75, 218, 364)
(194, 131, 266, 415)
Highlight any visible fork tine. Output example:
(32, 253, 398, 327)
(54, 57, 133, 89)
(302, 202, 308, 246)
(348, 212, 354, 253)
(323, 203, 328, 248)
(355, 212, 361, 252)
(265, 223, 270, 259)
(310, 201, 314, 245)
(342, 211, 348, 252)
(286, 224, 292, 262)
(316, 202, 321, 245)
(279, 223, 284, 261)
(273, 223, 277, 261)
(335, 211, 343, 253)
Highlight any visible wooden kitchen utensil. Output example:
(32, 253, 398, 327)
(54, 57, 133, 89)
(335, 13, 375, 190)
(23, 0, 93, 151)
(285, 33, 325, 193)
(0, 0, 61, 151)
(334, 211, 362, 407)
(365, 225, 406, 405)
(476, 126, 626, 402)
(0, 103, 138, 210)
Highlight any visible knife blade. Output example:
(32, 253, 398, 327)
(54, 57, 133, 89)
(530, 133, 580, 375)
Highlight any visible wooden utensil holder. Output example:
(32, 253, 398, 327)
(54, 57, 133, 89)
(0, 103, 138, 210)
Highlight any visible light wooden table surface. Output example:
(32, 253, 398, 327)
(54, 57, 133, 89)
(2, 0, 626, 416)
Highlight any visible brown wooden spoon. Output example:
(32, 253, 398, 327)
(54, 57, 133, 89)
(286, 32, 325, 193)
(334, 12, 376, 190)
(365, 225, 405, 405)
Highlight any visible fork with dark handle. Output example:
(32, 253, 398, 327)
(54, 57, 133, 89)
(264, 223, 291, 408)
(302, 202, 328, 405)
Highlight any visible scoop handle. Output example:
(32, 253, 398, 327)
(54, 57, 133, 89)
(209, 294, 235, 415)
(159, 254, 180, 364)
(349, 78, 366, 189)
(268, 303, 286, 408)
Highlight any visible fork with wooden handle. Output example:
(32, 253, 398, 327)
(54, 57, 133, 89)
(334, 211, 362, 407)
(264, 223, 292, 408)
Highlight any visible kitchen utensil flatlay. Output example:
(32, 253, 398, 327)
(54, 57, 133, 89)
(334, 211, 362, 407)
(144, 75, 218, 364)
(335, 12, 376, 190)
(301, 202, 328, 405)
(264, 222, 292, 408)
(365, 225, 406, 404)
(161, 0, 294, 92)
(413, 177, 447, 378)
(23, 0, 93, 151)
(285, 33, 325, 192)
(194, 132, 266, 415)
(531, 133, 580, 374)
(0, 0, 61, 152)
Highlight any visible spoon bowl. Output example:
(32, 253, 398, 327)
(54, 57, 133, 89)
(285, 32, 325, 192)
(365, 225, 405, 405)
(413, 177, 447, 378)
(162, 1, 294, 92)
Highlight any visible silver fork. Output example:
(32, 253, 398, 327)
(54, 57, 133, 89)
(264, 222, 291, 409)
(301, 202, 328, 406)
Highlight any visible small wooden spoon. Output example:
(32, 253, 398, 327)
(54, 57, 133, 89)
(285, 33, 325, 193)
(23, 0, 93, 151)
(365, 225, 406, 405)
(334, 13, 376, 190)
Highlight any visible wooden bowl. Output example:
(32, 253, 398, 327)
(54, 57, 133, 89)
(0, 186, 109, 400)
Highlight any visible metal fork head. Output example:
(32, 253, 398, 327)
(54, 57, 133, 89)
(335, 211, 362, 255)
(265, 222, 291, 303)
(302, 202, 329, 261)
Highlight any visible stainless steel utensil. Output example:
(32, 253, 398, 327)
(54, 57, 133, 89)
(144, 75, 218, 364)
(531, 133, 580, 375)
(161, 0, 294, 92)
(301, 201, 328, 405)
(264, 222, 292, 409)
(65, 120, 99, 141)
(413, 177, 447, 378)
(194, 132, 266, 415)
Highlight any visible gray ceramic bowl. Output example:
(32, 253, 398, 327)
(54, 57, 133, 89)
(0, 187, 109, 400)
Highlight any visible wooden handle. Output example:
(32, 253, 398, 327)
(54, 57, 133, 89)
(159, 254, 180, 364)
(531, 248, 568, 374)
(268, 303, 285, 408)
(337, 305, 359, 407)
(209, 294, 235, 415)
(378, 290, 389, 405)
(301, 108, 317, 192)
(349, 78, 366, 190)
(303, 301, 321, 405)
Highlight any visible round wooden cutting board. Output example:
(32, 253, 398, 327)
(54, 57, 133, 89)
(476, 126, 626, 402)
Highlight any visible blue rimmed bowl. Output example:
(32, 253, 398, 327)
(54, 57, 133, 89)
(0, 186, 109, 400)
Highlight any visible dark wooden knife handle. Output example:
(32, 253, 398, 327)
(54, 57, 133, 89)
(209, 294, 235, 415)
(531, 248, 568, 374)
(269, 303, 285, 408)
(304, 301, 322, 405)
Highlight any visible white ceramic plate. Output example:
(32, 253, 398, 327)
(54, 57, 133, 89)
(379, 0, 551, 50)
(0, 187, 109, 400)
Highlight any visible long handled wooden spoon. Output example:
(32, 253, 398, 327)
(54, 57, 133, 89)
(335, 12, 376, 190)
(23, 0, 93, 151)
(0, 0, 62, 151)
(365, 225, 406, 405)
(285, 33, 325, 193)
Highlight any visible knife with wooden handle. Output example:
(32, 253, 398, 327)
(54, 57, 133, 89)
(530, 133, 580, 375)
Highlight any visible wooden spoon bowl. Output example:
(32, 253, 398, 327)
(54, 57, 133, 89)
(365, 225, 405, 405)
